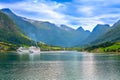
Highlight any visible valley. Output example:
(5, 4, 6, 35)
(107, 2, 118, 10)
(0, 8, 120, 53)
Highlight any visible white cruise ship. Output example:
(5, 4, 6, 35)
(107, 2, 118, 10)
(29, 46, 40, 53)
(17, 46, 40, 54)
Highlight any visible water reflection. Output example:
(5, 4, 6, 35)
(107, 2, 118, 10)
(0, 52, 120, 80)
(80, 53, 97, 80)
(28, 54, 41, 61)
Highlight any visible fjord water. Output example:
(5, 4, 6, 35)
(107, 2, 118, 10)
(0, 52, 120, 80)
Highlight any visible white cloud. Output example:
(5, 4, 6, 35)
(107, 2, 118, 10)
(0, 1, 69, 25)
(33, 0, 38, 3)
(77, 6, 94, 16)
(65, 16, 105, 31)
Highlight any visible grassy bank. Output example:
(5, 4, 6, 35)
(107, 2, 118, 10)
(0, 42, 18, 52)
(0, 41, 67, 52)
(84, 42, 120, 53)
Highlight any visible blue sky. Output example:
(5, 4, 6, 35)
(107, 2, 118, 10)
(0, 0, 120, 31)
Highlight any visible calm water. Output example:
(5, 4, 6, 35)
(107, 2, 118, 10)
(0, 51, 120, 80)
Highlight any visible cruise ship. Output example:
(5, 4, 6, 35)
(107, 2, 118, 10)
(29, 46, 40, 53)
(17, 46, 40, 54)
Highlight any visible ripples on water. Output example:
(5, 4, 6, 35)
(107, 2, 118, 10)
(0, 51, 120, 80)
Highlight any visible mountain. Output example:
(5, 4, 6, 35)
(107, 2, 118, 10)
(92, 20, 120, 44)
(82, 20, 120, 52)
(112, 20, 120, 28)
(75, 26, 90, 44)
(1, 8, 38, 40)
(60, 24, 75, 31)
(0, 11, 32, 45)
(81, 24, 111, 45)
(28, 20, 90, 47)
(1, 8, 90, 47)
(76, 27, 90, 36)
(76, 27, 84, 32)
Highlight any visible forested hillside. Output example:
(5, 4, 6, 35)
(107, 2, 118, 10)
(0, 11, 33, 51)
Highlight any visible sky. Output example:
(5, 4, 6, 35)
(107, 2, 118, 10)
(0, 0, 120, 31)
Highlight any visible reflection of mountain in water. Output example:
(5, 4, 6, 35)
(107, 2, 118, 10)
(29, 54, 41, 61)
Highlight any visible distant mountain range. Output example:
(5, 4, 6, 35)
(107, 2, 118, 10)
(80, 24, 112, 46)
(0, 8, 90, 47)
(81, 19, 120, 47)
(84, 20, 120, 52)
(91, 20, 120, 45)
(1, 8, 120, 48)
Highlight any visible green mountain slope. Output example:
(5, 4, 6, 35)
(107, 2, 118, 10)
(1, 8, 38, 40)
(0, 11, 32, 46)
(92, 20, 120, 45)
(84, 41, 120, 53)
(81, 24, 111, 46)
(84, 20, 120, 52)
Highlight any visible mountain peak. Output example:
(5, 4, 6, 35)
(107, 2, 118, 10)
(93, 24, 110, 31)
(60, 24, 69, 29)
(77, 26, 84, 32)
(85, 30, 90, 33)
(60, 24, 74, 31)
(96, 24, 110, 27)
(91, 24, 111, 34)
(1, 8, 12, 13)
